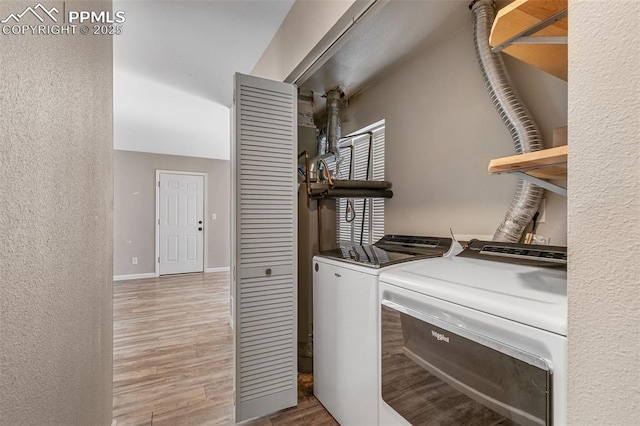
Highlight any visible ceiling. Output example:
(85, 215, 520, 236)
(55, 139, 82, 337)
(113, 0, 295, 107)
(300, 0, 471, 104)
(113, 0, 475, 110)
(111, 0, 474, 159)
(113, 0, 474, 108)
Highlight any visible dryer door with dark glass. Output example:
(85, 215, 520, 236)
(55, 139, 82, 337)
(381, 300, 551, 426)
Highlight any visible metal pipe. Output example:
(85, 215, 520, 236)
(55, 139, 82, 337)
(309, 88, 344, 183)
(317, 198, 323, 252)
(332, 180, 391, 189)
(311, 189, 393, 199)
(471, 0, 545, 243)
(318, 158, 335, 186)
(298, 151, 312, 198)
(326, 89, 342, 154)
(297, 150, 324, 252)
(317, 131, 327, 157)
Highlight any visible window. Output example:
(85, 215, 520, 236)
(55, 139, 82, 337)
(336, 120, 385, 245)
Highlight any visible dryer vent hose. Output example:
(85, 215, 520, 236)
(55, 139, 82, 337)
(470, 0, 545, 243)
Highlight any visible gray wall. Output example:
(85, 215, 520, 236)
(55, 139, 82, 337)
(568, 1, 640, 424)
(0, 1, 113, 424)
(114, 150, 230, 276)
(344, 25, 568, 244)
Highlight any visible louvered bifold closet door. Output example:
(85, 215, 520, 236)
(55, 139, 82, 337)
(233, 73, 297, 422)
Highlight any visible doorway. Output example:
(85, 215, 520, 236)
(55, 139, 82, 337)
(156, 171, 207, 275)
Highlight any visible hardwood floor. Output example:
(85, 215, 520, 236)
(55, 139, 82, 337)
(113, 273, 337, 426)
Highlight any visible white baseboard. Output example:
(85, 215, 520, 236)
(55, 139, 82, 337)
(114, 268, 228, 280)
(206, 267, 230, 273)
(113, 273, 157, 281)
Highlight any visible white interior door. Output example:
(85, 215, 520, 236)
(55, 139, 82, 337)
(232, 73, 297, 422)
(159, 172, 205, 275)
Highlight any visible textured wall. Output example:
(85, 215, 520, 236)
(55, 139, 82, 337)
(0, 1, 113, 425)
(568, 1, 640, 424)
(344, 25, 568, 243)
(114, 150, 230, 276)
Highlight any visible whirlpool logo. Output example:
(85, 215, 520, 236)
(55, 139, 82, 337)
(431, 330, 450, 343)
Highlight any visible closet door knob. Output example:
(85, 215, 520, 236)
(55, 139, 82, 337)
(266, 268, 272, 276)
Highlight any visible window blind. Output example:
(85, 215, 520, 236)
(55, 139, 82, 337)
(336, 121, 385, 245)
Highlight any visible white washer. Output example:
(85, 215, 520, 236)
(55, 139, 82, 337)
(378, 240, 567, 426)
(313, 236, 457, 426)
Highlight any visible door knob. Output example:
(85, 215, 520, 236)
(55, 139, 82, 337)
(198, 227, 203, 231)
(198, 220, 203, 224)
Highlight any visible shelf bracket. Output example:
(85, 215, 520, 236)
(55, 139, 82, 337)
(509, 36, 567, 45)
(511, 171, 567, 197)
(491, 8, 568, 53)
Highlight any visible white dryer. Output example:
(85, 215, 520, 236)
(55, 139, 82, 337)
(378, 240, 568, 426)
(313, 235, 458, 426)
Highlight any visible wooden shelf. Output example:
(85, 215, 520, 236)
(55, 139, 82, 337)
(489, 145, 567, 178)
(489, 145, 567, 196)
(490, 0, 568, 81)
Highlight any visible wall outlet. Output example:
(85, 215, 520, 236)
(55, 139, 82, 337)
(132, 257, 138, 265)
(531, 235, 550, 245)
(211, 213, 217, 220)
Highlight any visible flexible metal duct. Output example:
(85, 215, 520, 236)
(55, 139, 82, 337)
(309, 88, 343, 182)
(325, 89, 342, 154)
(471, 0, 545, 243)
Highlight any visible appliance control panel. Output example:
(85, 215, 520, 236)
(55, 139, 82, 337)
(459, 240, 567, 267)
(376, 234, 450, 249)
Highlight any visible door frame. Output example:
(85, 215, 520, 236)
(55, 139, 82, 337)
(155, 170, 208, 277)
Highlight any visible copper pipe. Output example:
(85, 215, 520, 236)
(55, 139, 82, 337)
(299, 150, 324, 251)
(318, 158, 335, 186)
(317, 198, 323, 252)
(298, 150, 312, 197)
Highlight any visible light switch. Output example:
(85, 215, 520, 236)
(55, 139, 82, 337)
(211, 213, 217, 220)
